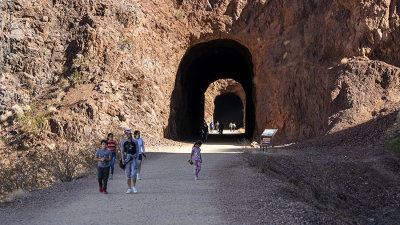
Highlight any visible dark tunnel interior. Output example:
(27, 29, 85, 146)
(167, 39, 255, 139)
(213, 93, 244, 129)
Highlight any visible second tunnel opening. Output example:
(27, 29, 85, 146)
(213, 93, 244, 130)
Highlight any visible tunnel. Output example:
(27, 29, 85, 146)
(167, 39, 255, 139)
(213, 93, 244, 129)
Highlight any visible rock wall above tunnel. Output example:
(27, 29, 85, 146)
(0, 0, 400, 149)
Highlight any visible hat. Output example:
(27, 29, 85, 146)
(124, 129, 132, 134)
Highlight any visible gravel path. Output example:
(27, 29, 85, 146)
(0, 141, 331, 224)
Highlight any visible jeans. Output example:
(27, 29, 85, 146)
(110, 152, 116, 174)
(202, 132, 208, 142)
(124, 154, 139, 179)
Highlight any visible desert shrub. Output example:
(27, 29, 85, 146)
(0, 135, 9, 147)
(58, 78, 70, 91)
(12, 104, 24, 115)
(27, 79, 35, 89)
(243, 150, 267, 168)
(174, 9, 184, 20)
(47, 144, 96, 182)
(0, 155, 48, 197)
(387, 137, 400, 156)
(0, 111, 12, 122)
(47, 146, 80, 182)
(16, 104, 50, 136)
(0, 144, 97, 200)
(69, 70, 83, 87)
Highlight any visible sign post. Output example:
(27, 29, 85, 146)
(260, 129, 278, 151)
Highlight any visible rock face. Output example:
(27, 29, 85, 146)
(0, 0, 400, 146)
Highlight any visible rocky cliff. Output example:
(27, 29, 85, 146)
(0, 0, 400, 149)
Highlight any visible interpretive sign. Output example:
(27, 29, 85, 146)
(260, 129, 278, 151)
(262, 129, 278, 137)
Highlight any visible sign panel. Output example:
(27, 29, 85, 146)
(262, 129, 278, 137)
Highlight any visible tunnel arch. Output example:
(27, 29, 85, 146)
(166, 39, 255, 139)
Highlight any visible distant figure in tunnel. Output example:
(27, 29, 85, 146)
(201, 123, 209, 143)
(219, 122, 224, 135)
(232, 122, 236, 131)
(209, 122, 214, 132)
(229, 122, 233, 132)
(189, 140, 203, 180)
(215, 121, 220, 131)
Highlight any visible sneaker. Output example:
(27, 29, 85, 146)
(132, 186, 138, 193)
(110, 175, 113, 180)
(137, 174, 141, 180)
(103, 190, 108, 194)
(99, 187, 103, 192)
(126, 189, 132, 194)
(194, 176, 198, 180)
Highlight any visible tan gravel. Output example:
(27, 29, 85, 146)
(0, 139, 334, 224)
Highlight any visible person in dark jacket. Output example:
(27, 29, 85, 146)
(201, 123, 209, 142)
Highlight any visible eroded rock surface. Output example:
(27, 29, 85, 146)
(0, 0, 399, 147)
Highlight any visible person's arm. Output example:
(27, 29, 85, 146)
(94, 151, 101, 162)
(135, 141, 139, 160)
(105, 152, 112, 162)
(189, 149, 194, 162)
(120, 140, 125, 164)
(200, 152, 202, 163)
(116, 140, 120, 159)
(142, 139, 146, 157)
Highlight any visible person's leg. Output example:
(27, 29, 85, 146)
(132, 177, 137, 187)
(97, 167, 103, 192)
(197, 162, 202, 174)
(110, 152, 116, 177)
(132, 158, 138, 189)
(103, 167, 110, 192)
(98, 178, 103, 192)
(193, 160, 199, 179)
(125, 161, 132, 190)
(137, 154, 142, 178)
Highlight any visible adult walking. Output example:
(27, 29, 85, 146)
(134, 130, 146, 180)
(201, 122, 209, 143)
(107, 133, 117, 180)
(121, 129, 139, 194)
(219, 122, 224, 135)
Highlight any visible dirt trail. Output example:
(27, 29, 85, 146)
(0, 140, 333, 224)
